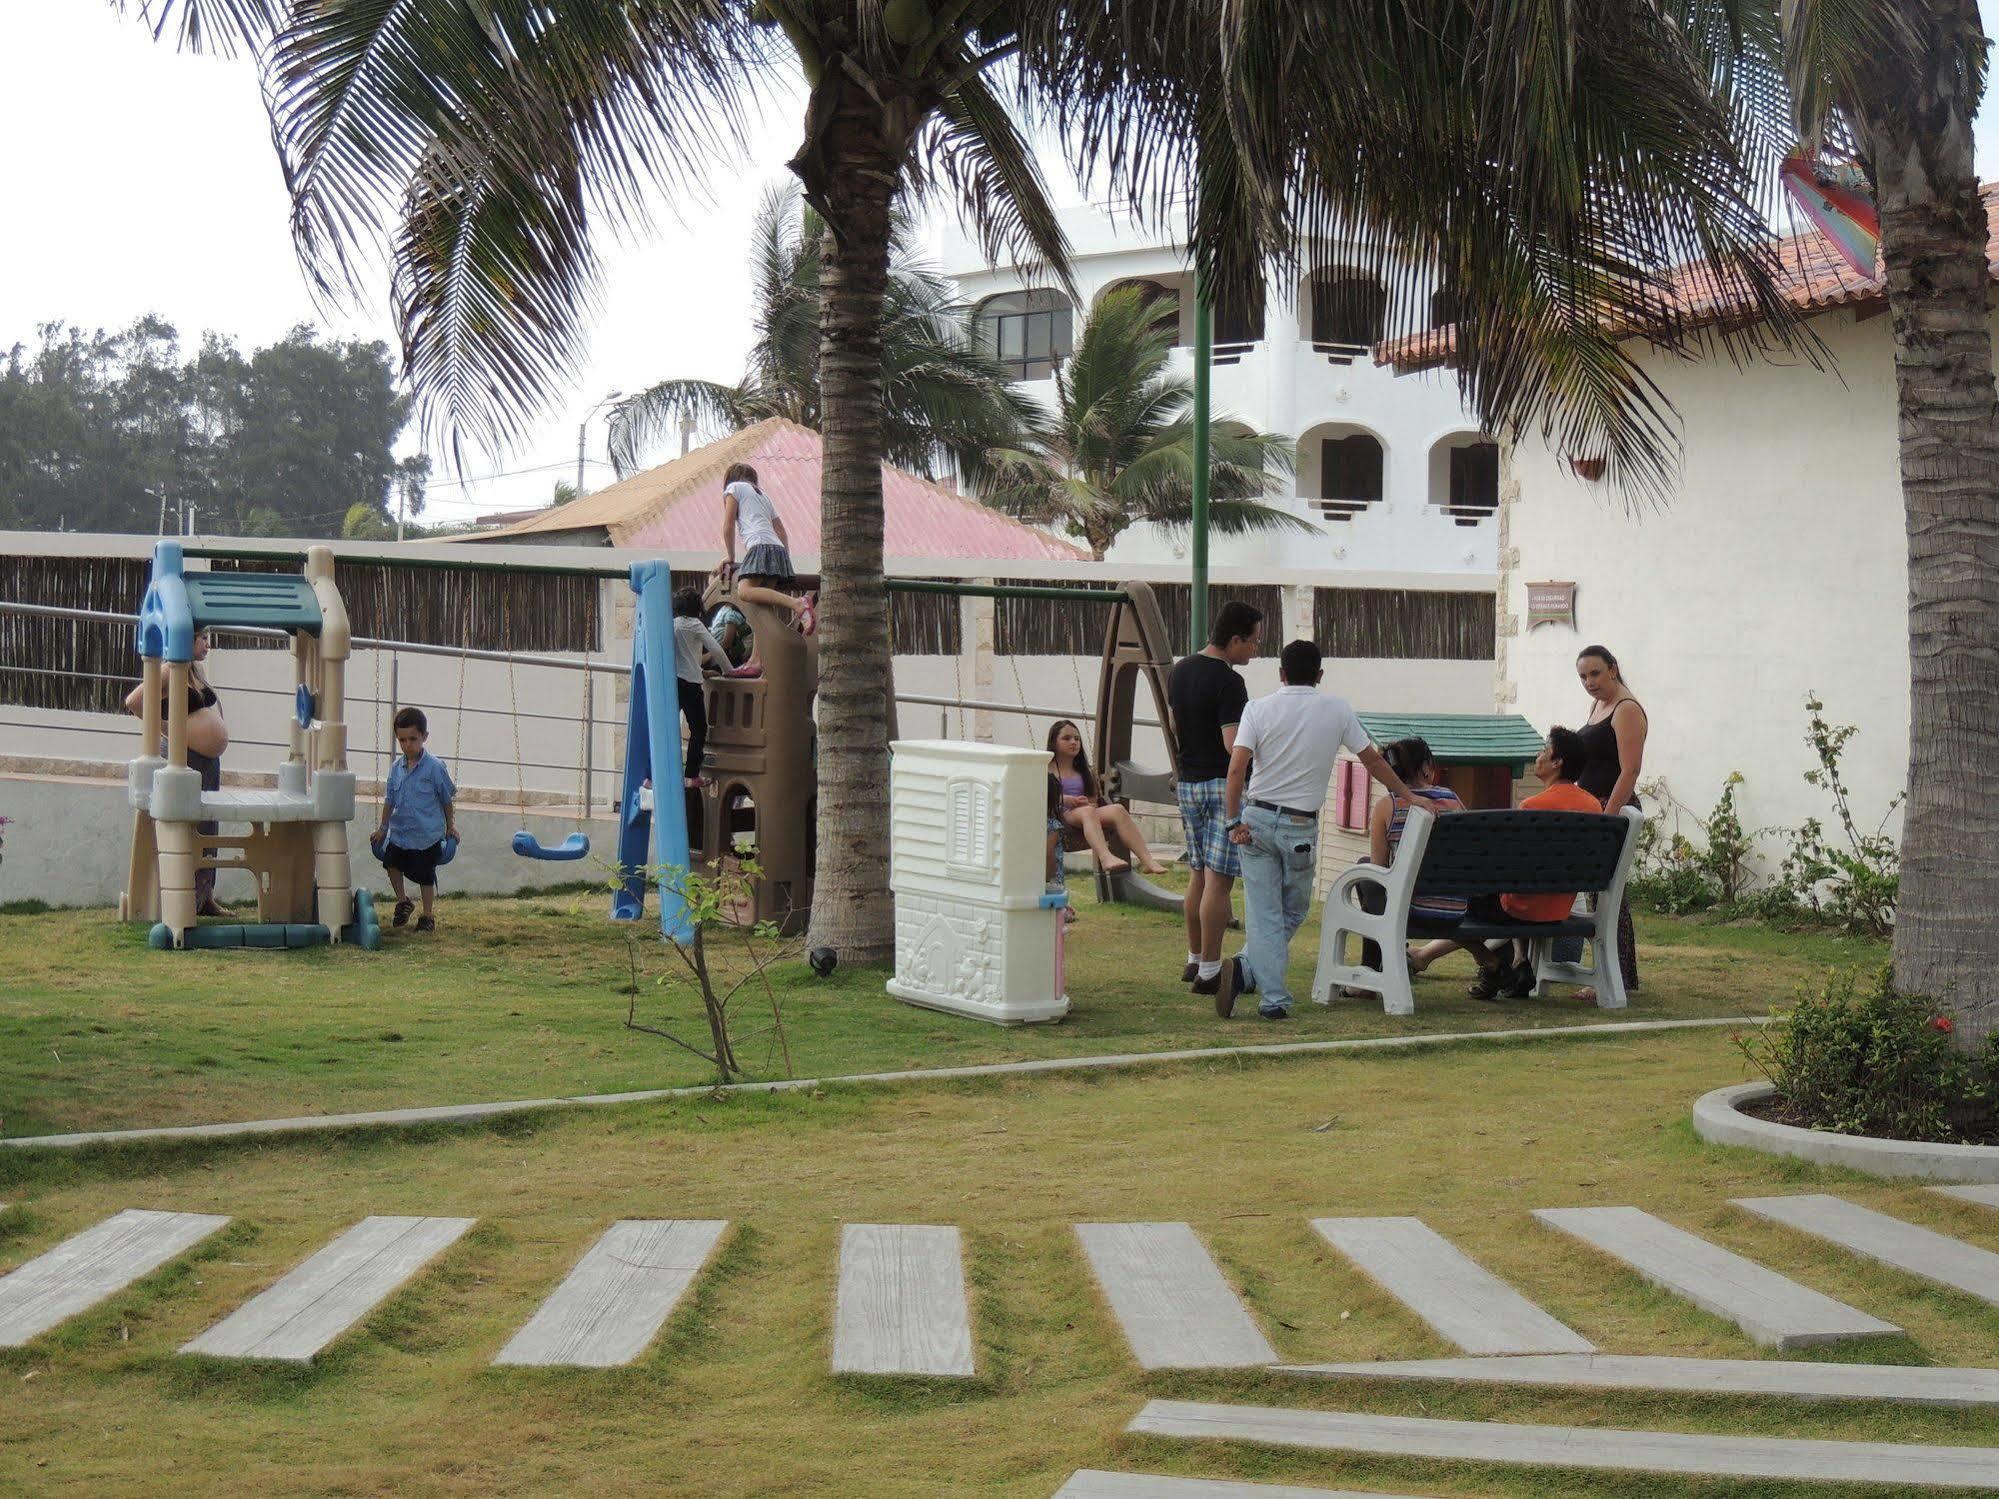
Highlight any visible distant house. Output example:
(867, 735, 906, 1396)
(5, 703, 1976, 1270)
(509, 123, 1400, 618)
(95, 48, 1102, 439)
(463, 416, 1088, 567)
(1378, 193, 1999, 847)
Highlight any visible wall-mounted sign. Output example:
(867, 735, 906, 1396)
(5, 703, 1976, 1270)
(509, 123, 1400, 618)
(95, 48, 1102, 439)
(1527, 580, 1577, 631)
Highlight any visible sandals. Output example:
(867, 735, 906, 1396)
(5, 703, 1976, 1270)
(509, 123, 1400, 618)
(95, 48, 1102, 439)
(1466, 965, 1504, 1002)
(793, 592, 818, 636)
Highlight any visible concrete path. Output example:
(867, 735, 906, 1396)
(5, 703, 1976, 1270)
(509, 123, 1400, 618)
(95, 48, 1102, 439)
(1127, 1399, 1999, 1487)
(1075, 1223, 1276, 1369)
(494, 1219, 725, 1368)
(1312, 1217, 1593, 1356)
(1533, 1205, 1898, 1347)
(1736, 1194, 1999, 1308)
(1, 1017, 1759, 1152)
(1054, 1472, 1425, 1498)
(1933, 1184, 1999, 1210)
(0, 1209, 228, 1348)
(832, 1224, 975, 1377)
(1275, 1352, 1999, 1407)
(182, 1215, 473, 1362)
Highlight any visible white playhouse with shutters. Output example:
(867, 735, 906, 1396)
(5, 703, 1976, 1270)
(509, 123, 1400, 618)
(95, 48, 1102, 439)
(886, 741, 1069, 1025)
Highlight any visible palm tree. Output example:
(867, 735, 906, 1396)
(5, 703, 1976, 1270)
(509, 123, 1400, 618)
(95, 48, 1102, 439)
(121, 0, 1816, 964)
(608, 182, 1033, 480)
(979, 284, 1303, 560)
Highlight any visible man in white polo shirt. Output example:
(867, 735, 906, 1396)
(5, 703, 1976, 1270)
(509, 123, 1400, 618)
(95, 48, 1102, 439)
(1214, 639, 1418, 1019)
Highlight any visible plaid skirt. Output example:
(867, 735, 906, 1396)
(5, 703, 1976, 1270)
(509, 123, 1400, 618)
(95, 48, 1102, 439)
(739, 542, 795, 584)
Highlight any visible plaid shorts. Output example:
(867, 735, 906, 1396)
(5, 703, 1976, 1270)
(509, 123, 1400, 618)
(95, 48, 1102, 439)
(1176, 777, 1241, 877)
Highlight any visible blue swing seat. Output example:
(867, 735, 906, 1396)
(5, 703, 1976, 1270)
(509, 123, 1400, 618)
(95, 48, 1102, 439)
(512, 829, 590, 861)
(369, 831, 458, 867)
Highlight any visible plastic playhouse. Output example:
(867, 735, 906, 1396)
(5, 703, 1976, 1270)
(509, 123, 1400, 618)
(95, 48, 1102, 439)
(122, 541, 379, 951)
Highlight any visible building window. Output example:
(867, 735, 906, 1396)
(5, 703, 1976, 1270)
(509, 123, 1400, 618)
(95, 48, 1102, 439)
(1317, 433, 1385, 520)
(1103, 278, 1182, 344)
(1213, 275, 1265, 352)
(1309, 273, 1387, 348)
(979, 289, 1073, 380)
(1428, 285, 1460, 329)
(1446, 441, 1499, 525)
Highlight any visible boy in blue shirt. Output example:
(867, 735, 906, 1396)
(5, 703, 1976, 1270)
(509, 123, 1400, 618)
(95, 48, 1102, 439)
(374, 706, 457, 932)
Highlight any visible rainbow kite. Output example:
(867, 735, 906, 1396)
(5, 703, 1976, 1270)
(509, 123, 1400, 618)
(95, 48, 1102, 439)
(1781, 150, 1880, 279)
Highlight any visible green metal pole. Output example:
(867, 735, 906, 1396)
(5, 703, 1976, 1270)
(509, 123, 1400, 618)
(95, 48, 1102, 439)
(1189, 270, 1213, 651)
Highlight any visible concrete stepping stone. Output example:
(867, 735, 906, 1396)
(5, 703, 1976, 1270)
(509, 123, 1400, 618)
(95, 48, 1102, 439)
(1075, 1222, 1277, 1369)
(832, 1223, 975, 1377)
(1054, 1471, 1425, 1497)
(1737, 1193, 1999, 1308)
(181, 1215, 473, 1362)
(1533, 1205, 1897, 1347)
(1275, 1352, 1999, 1408)
(494, 1219, 726, 1368)
(1312, 1217, 1594, 1356)
(0, 1208, 229, 1347)
(1932, 1184, 1999, 1210)
(1126, 1398, 1999, 1487)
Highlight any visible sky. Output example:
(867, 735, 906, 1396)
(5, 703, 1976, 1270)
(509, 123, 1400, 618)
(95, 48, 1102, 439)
(5, 6, 1999, 528)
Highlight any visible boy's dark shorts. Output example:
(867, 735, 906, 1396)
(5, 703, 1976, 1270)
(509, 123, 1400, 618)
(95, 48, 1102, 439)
(384, 840, 443, 888)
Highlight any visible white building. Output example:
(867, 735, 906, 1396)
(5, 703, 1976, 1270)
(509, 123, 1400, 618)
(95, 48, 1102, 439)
(939, 201, 1498, 578)
(1383, 212, 1968, 856)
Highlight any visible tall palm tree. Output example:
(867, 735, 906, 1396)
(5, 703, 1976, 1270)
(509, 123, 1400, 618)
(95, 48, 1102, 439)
(979, 284, 1303, 560)
(121, 0, 1815, 964)
(606, 182, 1033, 479)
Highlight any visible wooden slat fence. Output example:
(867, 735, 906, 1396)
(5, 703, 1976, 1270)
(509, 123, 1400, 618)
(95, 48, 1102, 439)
(1314, 587, 1494, 660)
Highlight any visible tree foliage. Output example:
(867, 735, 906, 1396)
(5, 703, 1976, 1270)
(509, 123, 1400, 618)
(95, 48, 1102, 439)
(0, 317, 427, 536)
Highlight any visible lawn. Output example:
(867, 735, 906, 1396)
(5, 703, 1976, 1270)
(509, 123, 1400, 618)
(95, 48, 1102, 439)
(0, 1023, 1992, 1497)
(0, 884, 1887, 1139)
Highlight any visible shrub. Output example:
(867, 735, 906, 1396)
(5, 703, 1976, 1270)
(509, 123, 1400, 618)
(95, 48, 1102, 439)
(1778, 697, 1900, 937)
(1736, 968, 1997, 1143)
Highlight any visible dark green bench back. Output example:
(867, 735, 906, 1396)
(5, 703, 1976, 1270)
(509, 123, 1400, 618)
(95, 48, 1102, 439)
(1411, 810, 1629, 897)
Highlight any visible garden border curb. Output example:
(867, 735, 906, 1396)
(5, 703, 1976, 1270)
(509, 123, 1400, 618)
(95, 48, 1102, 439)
(4, 1016, 1760, 1153)
(1694, 1081, 1999, 1182)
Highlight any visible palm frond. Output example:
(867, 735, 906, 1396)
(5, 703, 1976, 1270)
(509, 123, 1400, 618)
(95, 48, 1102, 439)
(113, 0, 279, 56)
(607, 380, 762, 476)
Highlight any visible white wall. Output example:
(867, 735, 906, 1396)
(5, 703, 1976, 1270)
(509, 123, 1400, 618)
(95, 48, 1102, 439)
(942, 201, 1496, 579)
(1503, 308, 1913, 862)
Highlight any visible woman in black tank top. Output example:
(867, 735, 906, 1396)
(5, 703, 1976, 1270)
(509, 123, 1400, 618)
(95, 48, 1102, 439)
(1575, 645, 1647, 995)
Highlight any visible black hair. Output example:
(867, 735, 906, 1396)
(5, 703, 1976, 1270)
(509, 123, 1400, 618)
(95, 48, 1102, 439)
(1383, 736, 1437, 783)
(1045, 719, 1096, 799)
(1278, 638, 1321, 685)
(1546, 725, 1589, 782)
(1577, 644, 1622, 681)
(393, 706, 428, 735)
(1209, 599, 1263, 650)
(673, 587, 704, 618)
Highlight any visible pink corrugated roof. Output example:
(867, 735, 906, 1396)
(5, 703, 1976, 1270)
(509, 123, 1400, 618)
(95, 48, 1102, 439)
(478, 416, 1087, 563)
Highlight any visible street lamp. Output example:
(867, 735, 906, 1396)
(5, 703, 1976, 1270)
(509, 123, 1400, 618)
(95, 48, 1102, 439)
(576, 390, 624, 497)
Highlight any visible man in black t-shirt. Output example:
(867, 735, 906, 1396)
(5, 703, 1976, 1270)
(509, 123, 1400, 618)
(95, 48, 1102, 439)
(1167, 600, 1263, 997)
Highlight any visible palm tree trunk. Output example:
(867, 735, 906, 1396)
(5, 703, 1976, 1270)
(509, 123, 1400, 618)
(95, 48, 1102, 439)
(799, 98, 905, 962)
(1860, 16, 1999, 1040)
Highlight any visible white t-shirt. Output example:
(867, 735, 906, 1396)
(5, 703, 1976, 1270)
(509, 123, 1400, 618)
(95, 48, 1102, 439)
(1233, 685, 1371, 813)
(726, 480, 782, 553)
(673, 615, 729, 684)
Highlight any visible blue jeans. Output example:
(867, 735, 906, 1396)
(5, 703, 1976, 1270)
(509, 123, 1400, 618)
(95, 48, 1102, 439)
(1236, 803, 1318, 1014)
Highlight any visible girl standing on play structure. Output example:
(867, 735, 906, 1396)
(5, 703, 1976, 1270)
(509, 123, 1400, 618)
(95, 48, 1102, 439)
(716, 462, 816, 635)
(1046, 720, 1170, 876)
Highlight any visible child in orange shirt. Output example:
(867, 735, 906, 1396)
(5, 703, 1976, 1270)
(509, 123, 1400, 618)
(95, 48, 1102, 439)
(1467, 726, 1601, 1001)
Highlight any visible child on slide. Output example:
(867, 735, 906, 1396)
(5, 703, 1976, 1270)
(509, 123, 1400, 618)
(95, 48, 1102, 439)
(717, 462, 816, 635)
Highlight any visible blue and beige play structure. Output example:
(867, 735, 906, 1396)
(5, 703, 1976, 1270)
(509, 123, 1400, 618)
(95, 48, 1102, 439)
(612, 561, 694, 942)
(123, 541, 378, 951)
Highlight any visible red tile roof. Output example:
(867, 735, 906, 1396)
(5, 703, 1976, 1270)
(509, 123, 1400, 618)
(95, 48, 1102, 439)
(471, 416, 1088, 564)
(1376, 184, 1999, 373)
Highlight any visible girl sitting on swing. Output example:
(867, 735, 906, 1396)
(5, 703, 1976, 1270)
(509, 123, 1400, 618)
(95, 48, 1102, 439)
(716, 462, 816, 636)
(1047, 719, 1171, 876)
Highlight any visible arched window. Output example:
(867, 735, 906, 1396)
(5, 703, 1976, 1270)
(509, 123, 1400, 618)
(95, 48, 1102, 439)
(1429, 434, 1499, 525)
(1100, 277, 1183, 343)
(978, 289, 1074, 380)
(1213, 273, 1266, 350)
(1309, 272, 1387, 347)
(1428, 284, 1460, 330)
(1302, 429, 1385, 521)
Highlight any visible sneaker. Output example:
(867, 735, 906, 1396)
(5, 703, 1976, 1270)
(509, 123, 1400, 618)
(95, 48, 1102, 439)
(1190, 967, 1221, 997)
(1503, 960, 1537, 999)
(1259, 1006, 1290, 1021)
(1467, 965, 1504, 1002)
(393, 898, 414, 928)
(1214, 956, 1242, 1019)
(1181, 961, 1198, 984)
(415, 915, 435, 933)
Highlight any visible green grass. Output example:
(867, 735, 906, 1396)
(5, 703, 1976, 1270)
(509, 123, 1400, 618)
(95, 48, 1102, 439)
(1, 1025, 1994, 1497)
(0, 885, 1883, 1139)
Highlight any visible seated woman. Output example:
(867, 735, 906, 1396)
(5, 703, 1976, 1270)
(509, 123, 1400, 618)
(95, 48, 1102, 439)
(1463, 725, 1601, 1001)
(1349, 737, 1466, 994)
(1046, 719, 1170, 876)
